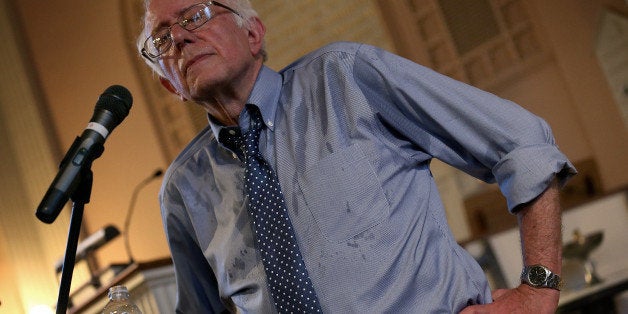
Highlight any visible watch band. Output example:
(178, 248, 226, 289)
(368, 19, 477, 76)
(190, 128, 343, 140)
(521, 264, 562, 290)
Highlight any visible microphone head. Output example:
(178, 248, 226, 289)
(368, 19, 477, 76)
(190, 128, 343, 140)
(96, 85, 133, 125)
(153, 169, 164, 178)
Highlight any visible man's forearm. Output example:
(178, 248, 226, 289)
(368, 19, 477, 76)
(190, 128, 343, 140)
(517, 178, 562, 276)
(460, 179, 563, 312)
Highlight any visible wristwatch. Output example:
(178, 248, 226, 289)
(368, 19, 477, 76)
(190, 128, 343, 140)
(521, 264, 561, 290)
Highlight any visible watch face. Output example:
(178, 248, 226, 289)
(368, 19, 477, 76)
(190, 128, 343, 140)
(529, 266, 547, 285)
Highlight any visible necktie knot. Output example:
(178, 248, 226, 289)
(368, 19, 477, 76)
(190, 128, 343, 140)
(244, 104, 264, 157)
(219, 127, 244, 160)
(217, 105, 264, 161)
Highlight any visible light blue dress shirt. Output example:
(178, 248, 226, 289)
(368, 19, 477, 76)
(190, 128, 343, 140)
(159, 42, 575, 313)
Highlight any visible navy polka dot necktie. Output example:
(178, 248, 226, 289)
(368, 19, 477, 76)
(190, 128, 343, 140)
(242, 105, 322, 313)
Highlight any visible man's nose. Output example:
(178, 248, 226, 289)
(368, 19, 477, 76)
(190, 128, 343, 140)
(170, 24, 195, 52)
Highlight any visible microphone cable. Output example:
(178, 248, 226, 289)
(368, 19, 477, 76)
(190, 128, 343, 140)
(123, 168, 163, 264)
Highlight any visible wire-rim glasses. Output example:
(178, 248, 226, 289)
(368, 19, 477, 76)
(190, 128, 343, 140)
(141, 1, 241, 62)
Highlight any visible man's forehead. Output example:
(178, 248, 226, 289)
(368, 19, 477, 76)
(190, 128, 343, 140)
(145, 0, 199, 28)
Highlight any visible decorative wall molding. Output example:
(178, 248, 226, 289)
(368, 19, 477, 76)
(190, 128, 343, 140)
(595, 9, 628, 129)
(379, 0, 552, 90)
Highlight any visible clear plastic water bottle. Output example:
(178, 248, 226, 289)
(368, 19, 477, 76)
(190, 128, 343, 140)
(102, 285, 142, 314)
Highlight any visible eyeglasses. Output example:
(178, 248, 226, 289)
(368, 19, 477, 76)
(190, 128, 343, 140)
(141, 1, 241, 61)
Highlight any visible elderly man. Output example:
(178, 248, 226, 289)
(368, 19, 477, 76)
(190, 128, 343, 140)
(138, 0, 574, 312)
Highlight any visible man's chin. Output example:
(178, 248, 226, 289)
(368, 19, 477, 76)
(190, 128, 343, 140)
(187, 76, 227, 99)
(187, 85, 214, 103)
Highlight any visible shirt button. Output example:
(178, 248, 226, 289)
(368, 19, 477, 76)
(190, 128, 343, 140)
(232, 153, 238, 159)
(268, 121, 274, 127)
(228, 129, 236, 135)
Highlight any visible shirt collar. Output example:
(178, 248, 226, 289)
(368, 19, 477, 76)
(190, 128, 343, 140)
(244, 65, 282, 131)
(208, 65, 282, 138)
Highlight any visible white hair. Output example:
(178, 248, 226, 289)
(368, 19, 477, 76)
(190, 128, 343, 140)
(137, 0, 266, 77)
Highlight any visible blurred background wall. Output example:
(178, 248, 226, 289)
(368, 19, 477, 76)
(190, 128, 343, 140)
(0, 0, 626, 312)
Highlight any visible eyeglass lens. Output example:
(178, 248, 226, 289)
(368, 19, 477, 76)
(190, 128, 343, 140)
(145, 4, 215, 58)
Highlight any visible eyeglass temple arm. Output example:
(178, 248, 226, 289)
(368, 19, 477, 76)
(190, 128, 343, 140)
(140, 48, 157, 63)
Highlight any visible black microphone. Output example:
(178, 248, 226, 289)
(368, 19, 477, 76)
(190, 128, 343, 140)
(36, 85, 133, 224)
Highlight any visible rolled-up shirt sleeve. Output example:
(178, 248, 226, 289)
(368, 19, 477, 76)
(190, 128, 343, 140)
(492, 129, 575, 210)
(354, 43, 576, 212)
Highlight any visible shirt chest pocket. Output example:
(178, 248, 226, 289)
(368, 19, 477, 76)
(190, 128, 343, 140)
(297, 144, 389, 243)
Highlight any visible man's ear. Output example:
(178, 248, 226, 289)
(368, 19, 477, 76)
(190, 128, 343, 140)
(159, 77, 187, 101)
(247, 16, 266, 58)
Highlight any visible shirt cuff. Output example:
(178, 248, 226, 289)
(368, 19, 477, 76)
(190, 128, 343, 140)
(493, 144, 577, 212)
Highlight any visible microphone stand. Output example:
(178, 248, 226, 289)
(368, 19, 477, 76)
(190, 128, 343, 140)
(56, 146, 103, 314)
